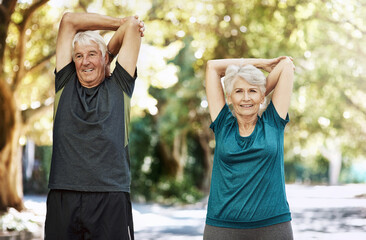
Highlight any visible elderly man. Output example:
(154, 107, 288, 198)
(45, 12, 144, 240)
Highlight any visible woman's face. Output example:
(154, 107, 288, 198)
(228, 76, 264, 118)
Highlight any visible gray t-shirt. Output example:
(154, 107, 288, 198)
(48, 61, 136, 192)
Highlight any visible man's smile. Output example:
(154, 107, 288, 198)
(82, 68, 94, 73)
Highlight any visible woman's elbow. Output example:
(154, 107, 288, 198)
(281, 57, 295, 71)
(206, 60, 218, 71)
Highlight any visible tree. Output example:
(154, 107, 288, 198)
(1, 0, 365, 211)
(0, 0, 54, 211)
(282, 0, 366, 184)
(138, 0, 366, 188)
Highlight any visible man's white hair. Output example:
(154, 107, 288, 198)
(72, 31, 107, 59)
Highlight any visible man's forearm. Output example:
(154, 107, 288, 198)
(62, 12, 122, 33)
(107, 16, 145, 59)
(107, 20, 128, 58)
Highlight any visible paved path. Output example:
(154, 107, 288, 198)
(287, 184, 366, 240)
(6, 184, 366, 239)
(133, 184, 366, 240)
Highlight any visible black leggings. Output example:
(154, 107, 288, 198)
(203, 221, 293, 240)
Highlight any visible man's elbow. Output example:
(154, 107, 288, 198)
(59, 12, 78, 29)
(60, 12, 72, 25)
(124, 16, 141, 35)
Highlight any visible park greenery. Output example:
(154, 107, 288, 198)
(0, 0, 366, 211)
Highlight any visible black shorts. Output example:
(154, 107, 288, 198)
(45, 190, 134, 240)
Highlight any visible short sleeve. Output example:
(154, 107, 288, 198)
(210, 104, 233, 134)
(112, 61, 137, 97)
(261, 101, 289, 129)
(55, 62, 76, 93)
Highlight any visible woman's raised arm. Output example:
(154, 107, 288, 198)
(205, 60, 227, 122)
(205, 57, 289, 121)
(265, 57, 295, 119)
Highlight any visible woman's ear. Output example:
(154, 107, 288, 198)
(227, 94, 232, 105)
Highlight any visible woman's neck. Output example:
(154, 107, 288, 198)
(237, 114, 258, 137)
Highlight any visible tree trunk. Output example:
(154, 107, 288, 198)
(173, 132, 187, 181)
(328, 151, 342, 186)
(196, 129, 213, 193)
(156, 140, 178, 177)
(321, 139, 342, 186)
(0, 0, 50, 211)
(155, 132, 188, 180)
(0, 0, 17, 75)
(0, 80, 23, 211)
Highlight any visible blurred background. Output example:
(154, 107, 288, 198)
(0, 0, 366, 239)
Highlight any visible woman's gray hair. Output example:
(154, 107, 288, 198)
(224, 64, 268, 115)
(72, 31, 107, 59)
(224, 64, 266, 96)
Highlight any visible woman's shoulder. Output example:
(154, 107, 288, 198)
(210, 104, 235, 132)
(260, 101, 289, 129)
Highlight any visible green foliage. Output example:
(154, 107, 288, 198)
(129, 114, 156, 199)
(145, 0, 366, 187)
(129, 115, 204, 204)
(23, 146, 52, 194)
(153, 177, 204, 204)
(3, 0, 366, 204)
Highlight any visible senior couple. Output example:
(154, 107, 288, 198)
(46, 11, 295, 240)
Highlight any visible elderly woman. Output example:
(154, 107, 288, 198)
(204, 56, 295, 240)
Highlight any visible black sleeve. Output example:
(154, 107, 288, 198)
(112, 61, 137, 97)
(54, 62, 76, 93)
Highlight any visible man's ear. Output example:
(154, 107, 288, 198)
(104, 52, 109, 64)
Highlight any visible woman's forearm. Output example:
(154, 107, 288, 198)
(207, 58, 272, 77)
(207, 57, 293, 96)
(265, 58, 294, 95)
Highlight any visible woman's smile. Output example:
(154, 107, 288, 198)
(240, 104, 254, 108)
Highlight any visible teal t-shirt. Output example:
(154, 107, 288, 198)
(206, 101, 291, 229)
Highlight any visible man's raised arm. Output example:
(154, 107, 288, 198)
(107, 16, 143, 77)
(56, 12, 122, 72)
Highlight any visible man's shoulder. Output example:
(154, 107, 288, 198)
(110, 61, 137, 97)
(55, 61, 76, 92)
(56, 61, 75, 75)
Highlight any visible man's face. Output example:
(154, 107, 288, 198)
(74, 41, 107, 88)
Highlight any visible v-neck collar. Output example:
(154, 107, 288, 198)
(235, 115, 260, 143)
